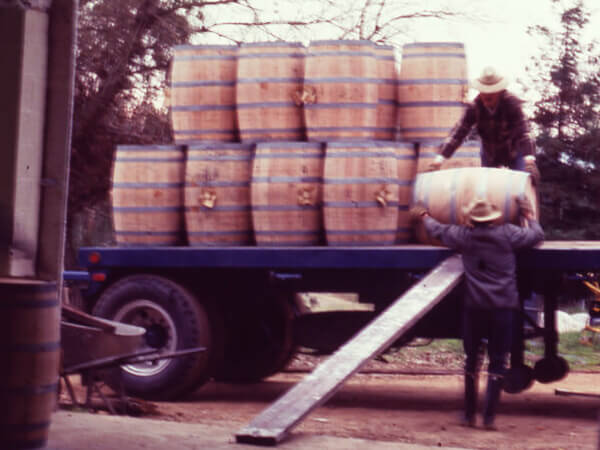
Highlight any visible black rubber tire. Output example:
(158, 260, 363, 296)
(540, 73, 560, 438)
(215, 291, 295, 383)
(92, 274, 223, 400)
(533, 355, 570, 384)
(503, 364, 535, 394)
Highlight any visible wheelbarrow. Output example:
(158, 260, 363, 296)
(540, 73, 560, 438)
(60, 305, 205, 414)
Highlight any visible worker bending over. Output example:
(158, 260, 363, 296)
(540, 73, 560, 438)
(430, 66, 540, 185)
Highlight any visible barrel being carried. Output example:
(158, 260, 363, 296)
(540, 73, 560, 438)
(412, 167, 538, 244)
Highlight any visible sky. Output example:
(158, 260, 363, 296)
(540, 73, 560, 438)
(408, 0, 599, 101)
(199, 0, 600, 104)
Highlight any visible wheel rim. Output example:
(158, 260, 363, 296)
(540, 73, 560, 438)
(113, 299, 178, 377)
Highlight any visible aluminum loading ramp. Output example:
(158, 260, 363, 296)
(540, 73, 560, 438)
(235, 255, 464, 446)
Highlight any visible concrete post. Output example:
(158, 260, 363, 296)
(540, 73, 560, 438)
(0, 3, 49, 276)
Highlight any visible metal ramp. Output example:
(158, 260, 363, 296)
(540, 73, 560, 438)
(235, 255, 464, 446)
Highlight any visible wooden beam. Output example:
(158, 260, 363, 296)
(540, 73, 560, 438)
(235, 255, 464, 446)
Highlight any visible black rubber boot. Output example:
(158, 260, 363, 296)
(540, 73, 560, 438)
(483, 374, 503, 430)
(460, 372, 478, 427)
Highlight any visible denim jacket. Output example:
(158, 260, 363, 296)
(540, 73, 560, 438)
(423, 216, 544, 309)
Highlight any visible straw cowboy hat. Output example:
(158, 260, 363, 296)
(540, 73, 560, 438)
(471, 66, 509, 93)
(464, 198, 502, 223)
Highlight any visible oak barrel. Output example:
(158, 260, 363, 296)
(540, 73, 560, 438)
(323, 141, 399, 246)
(304, 40, 378, 141)
(0, 280, 59, 449)
(412, 167, 538, 244)
(397, 42, 468, 141)
(374, 44, 398, 140)
(111, 145, 185, 246)
(416, 139, 481, 173)
(185, 143, 254, 246)
(394, 142, 418, 243)
(170, 44, 238, 143)
(236, 42, 306, 142)
(251, 142, 324, 246)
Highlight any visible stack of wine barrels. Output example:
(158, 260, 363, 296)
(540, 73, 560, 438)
(110, 39, 536, 247)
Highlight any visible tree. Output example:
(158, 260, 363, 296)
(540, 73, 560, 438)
(525, 0, 600, 239)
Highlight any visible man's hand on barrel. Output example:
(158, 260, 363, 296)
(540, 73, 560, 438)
(428, 154, 446, 172)
(524, 156, 540, 186)
(409, 204, 429, 223)
(516, 197, 534, 221)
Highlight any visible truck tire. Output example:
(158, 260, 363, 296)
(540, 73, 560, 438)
(215, 291, 295, 383)
(92, 274, 223, 400)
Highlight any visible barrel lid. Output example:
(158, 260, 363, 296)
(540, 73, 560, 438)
(403, 42, 464, 48)
(187, 142, 254, 151)
(241, 41, 304, 48)
(255, 141, 323, 150)
(173, 44, 238, 50)
(116, 144, 184, 151)
(309, 39, 375, 47)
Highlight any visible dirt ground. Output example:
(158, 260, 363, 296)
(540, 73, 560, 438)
(60, 355, 600, 450)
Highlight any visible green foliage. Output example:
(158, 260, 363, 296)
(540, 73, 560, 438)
(526, 332, 600, 371)
(525, 0, 600, 239)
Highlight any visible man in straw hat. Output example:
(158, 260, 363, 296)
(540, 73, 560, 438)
(410, 197, 544, 430)
(430, 66, 540, 184)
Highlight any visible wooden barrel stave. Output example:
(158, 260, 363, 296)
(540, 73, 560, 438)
(323, 141, 399, 246)
(111, 145, 184, 246)
(304, 40, 378, 141)
(397, 42, 467, 141)
(251, 142, 324, 246)
(237, 42, 306, 142)
(0, 280, 59, 449)
(170, 44, 238, 143)
(185, 143, 253, 246)
(394, 142, 418, 243)
(374, 44, 398, 141)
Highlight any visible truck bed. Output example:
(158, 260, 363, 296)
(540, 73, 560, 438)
(77, 241, 600, 271)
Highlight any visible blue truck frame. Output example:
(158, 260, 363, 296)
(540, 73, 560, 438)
(64, 241, 600, 400)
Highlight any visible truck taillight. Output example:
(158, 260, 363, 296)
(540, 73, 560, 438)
(88, 252, 101, 264)
(91, 272, 106, 282)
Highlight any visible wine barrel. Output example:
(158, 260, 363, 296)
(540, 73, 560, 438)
(236, 41, 306, 142)
(323, 141, 399, 246)
(416, 139, 481, 173)
(394, 142, 418, 243)
(185, 142, 253, 246)
(397, 42, 468, 141)
(251, 142, 324, 246)
(111, 145, 185, 246)
(374, 44, 398, 140)
(0, 280, 59, 449)
(304, 40, 378, 141)
(412, 167, 538, 244)
(170, 44, 238, 143)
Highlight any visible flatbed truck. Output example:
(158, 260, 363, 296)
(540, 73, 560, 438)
(64, 241, 600, 400)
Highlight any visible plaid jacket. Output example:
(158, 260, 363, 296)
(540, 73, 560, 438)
(440, 91, 535, 167)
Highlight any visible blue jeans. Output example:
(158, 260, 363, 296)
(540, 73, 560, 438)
(463, 308, 514, 377)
